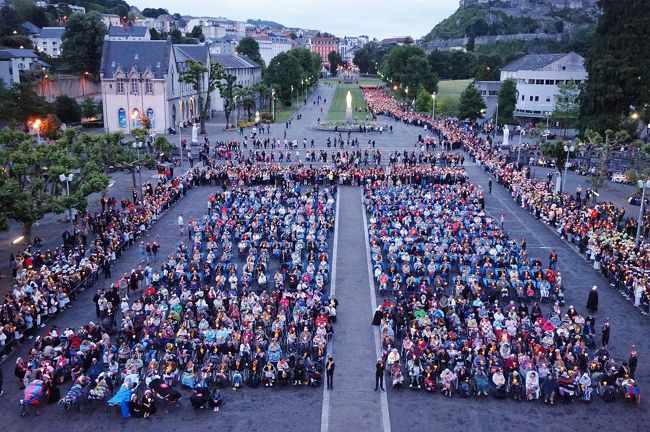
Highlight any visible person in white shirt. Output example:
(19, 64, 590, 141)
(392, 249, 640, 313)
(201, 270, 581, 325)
(178, 213, 184, 235)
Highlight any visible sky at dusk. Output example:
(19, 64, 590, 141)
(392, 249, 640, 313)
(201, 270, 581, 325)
(132, 0, 460, 40)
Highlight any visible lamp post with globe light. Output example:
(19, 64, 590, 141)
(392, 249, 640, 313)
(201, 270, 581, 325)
(636, 179, 650, 247)
(59, 173, 75, 234)
(561, 141, 575, 193)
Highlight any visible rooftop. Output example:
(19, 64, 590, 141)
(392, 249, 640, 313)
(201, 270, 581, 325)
(100, 39, 172, 79)
(501, 52, 582, 72)
(107, 25, 149, 38)
(38, 27, 65, 39)
(210, 54, 261, 70)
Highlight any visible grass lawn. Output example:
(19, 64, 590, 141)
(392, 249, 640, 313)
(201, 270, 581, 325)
(326, 85, 370, 121)
(274, 105, 298, 123)
(436, 79, 473, 101)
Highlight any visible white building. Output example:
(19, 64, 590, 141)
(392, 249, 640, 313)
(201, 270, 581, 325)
(500, 52, 587, 120)
(268, 33, 292, 64)
(52, 3, 85, 14)
(0, 50, 20, 85)
(209, 54, 262, 111)
(33, 27, 65, 58)
(99, 39, 210, 134)
(101, 14, 121, 28)
(107, 25, 151, 41)
(154, 15, 177, 33)
(133, 18, 156, 30)
(0, 48, 41, 72)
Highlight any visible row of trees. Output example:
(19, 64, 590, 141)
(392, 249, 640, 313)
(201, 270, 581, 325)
(0, 128, 172, 240)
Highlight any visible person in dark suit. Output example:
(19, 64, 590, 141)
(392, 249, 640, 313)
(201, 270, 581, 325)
(375, 359, 385, 391)
(326, 357, 335, 390)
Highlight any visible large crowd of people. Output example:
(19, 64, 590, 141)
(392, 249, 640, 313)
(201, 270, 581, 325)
(363, 87, 650, 315)
(365, 179, 640, 403)
(1, 172, 199, 356)
(15, 180, 340, 418)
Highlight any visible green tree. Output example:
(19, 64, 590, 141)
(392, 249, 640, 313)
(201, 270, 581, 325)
(579, 0, 650, 133)
(217, 73, 237, 129)
(0, 130, 109, 241)
(141, 8, 168, 18)
(353, 47, 371, 74)
(540, 139, 569, 168)
(497, 78, 517, 125)
(414, 87, 433, 112)
(234, 86, 256, 122)
(287, 48, 321, 81)
(54, 95, 81, 124)
(80, 97, 98, 119)
(551, 81, 580, 137)
(381, 45, 438, 93)
(264, 52, 303, 105)
(0, 82, 49, 128)
(154, 135, 174, 155)
(457, 82, 486, 120)
(436, 96, 459, 118)
(178, 60, 225, 134)
(189, 26, 204, 42)
(169, 28, 183, 44)
(583, 129, 642, 191)
(236, 36, 265, 69)
(0, 5, 20, 35)
(327, 50, 343, 76)
(61, 11, 106, 75)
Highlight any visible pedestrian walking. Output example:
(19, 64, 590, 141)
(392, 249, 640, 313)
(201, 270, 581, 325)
(601, 319, 610, 347)
(549, 250, 558, 270)
(375, 358, 385, 391)
(587, 285, 598, 312)
(178, 213, 184, 235)
(629, 346, 638, 378)
(499, 209, 505, 228)
(488, 179, 493, 193)
(326, 357, 335, 390)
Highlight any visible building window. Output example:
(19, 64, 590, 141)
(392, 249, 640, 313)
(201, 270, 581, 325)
(116, 78, 125, 94)
(118, 108, 126, 128)
(546, 97, 551, 102)
(534, 96, 539, 102)
(130, 80, 139, 95)
(145, 79, 153, 94)
(529, 96, 533, 102)
(545, 80, 554, 85)
(535, 79, 544, 85)
(522, 95, 525, 101)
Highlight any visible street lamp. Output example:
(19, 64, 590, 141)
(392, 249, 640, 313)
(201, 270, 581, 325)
(517, 128, 525, 165)
(431, 92, 436, 120)
(561, 141, 575, 193)
(59, 173, 75, 234)
(33, 118, 42, 144)
(291, 85, 294, 109)
(301, 79, 304, 102)
(271, 88, 276, 121)
(132, 141, 144, 201)
(636, 179, 650, 247)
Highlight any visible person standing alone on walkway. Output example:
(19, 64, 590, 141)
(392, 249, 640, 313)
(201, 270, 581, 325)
(499, 209, 505, 229)
(178, 213, 184, 235)
(375, 358, 385, 391)
(326, 357, 335, 390)
(488, 179, 493, 193)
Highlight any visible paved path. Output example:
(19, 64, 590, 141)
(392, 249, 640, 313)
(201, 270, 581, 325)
(325, 187, 388, 432)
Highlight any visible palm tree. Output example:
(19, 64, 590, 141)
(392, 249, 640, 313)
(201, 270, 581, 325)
(252, 82, 269, 109)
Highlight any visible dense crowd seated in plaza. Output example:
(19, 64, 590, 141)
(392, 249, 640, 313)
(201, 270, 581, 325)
(15, 183, 340, 418)
(365, 179, 640, 403)
(362, 87, 650, 314)
(1, 172, 198, 355)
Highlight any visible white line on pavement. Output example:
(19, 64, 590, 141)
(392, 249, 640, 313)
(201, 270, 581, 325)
(361, 189, 391, 432)
(320, 189, 340, 432)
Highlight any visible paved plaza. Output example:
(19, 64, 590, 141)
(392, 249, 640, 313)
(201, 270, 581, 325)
(0, 83, 648, 432)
